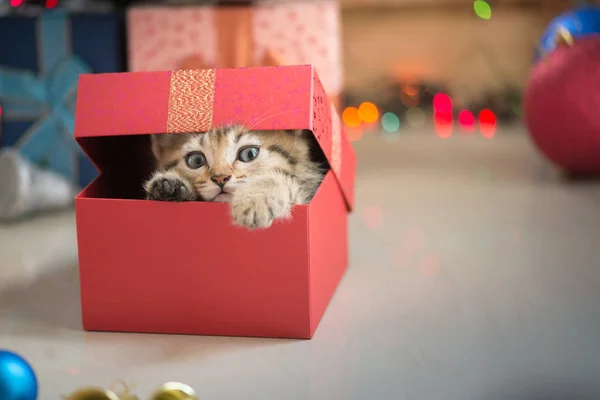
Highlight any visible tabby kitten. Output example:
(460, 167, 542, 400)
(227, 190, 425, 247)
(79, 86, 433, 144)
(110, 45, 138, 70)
(144, 125, 324, 229)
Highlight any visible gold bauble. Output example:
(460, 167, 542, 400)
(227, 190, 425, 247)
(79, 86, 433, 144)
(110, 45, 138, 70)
(150, 382, 198, 400)
(64, 387, 122, 400)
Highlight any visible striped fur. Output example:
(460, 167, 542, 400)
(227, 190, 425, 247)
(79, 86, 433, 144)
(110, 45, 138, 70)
(144, 125, 325, 229)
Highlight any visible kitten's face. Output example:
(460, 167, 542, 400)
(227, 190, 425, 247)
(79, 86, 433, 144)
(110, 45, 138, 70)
(151, 125, 303, 202)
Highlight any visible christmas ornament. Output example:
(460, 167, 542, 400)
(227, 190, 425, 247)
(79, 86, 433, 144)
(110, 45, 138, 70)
(534, 5, 600, 62)
(65, 381, 197, 400)
(0, 149, 77, 220)
(150, 382, 197, 400)
(0, 350, 38, 400)
(65, 387, 123, 400)
(525, 30, 600, 173)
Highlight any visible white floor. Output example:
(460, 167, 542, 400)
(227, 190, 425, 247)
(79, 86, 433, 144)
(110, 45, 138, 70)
(2, 127, 600, 399)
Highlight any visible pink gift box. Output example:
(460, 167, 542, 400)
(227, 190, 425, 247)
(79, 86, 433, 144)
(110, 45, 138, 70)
(127, 0, 343, 109)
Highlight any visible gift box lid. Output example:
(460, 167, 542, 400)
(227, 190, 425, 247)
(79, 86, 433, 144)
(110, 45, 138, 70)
(74, 65, 355, 210)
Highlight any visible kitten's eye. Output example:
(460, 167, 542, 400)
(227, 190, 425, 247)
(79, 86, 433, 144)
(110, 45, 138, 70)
(237, 146, 260, 163)
(185, 152, 206, 169)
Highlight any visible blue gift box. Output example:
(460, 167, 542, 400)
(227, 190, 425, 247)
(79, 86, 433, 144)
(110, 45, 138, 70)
(0, 10, 125, 188)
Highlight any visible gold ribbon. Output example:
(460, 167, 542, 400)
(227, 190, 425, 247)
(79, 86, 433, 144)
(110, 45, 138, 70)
(166, 69, 216, 133)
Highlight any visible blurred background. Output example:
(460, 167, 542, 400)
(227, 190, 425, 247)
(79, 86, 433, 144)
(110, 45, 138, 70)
(2, 0, 600, 399)
(0, 0, 590, 150)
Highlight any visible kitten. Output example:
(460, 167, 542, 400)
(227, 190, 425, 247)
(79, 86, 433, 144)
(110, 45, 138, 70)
(144, 125, 325, 229)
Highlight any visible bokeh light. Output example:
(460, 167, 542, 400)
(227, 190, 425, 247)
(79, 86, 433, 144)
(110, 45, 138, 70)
(358, 102, 379, 123)
(434, 120, 452, 139)
(10, 0, 23, 6)
(434, 93, 453, 138)
(479, 109, 497, 138)
(474, 0, 492, 20)
(406, 107, 425, 128)
(342, 106, 361, 127)
(433, 93, 452, 114)
(434, 110, 452, 125)
(363, 205, 383, 229)
(458, 110, 476, 132)
(403, 82, 419, 97)
(46, 0, 58, 7)
(381, 112, 400, 133)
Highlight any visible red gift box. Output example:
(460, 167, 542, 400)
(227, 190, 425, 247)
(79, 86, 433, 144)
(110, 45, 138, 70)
(74, 65, 356, 339)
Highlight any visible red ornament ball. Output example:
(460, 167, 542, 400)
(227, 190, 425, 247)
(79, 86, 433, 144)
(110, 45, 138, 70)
(524, 37, 600, 174)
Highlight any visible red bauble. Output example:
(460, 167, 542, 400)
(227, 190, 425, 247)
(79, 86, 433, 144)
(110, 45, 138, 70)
(524, 37, 600, 174)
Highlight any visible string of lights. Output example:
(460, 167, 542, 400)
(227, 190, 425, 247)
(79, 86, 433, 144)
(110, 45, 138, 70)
(338, 0, 532, 141)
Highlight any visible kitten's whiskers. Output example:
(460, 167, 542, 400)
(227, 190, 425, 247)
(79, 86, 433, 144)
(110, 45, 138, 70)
(245, 107, 302, 132)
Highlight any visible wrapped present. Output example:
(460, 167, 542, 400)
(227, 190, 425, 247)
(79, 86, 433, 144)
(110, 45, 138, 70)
(127, 0, 342, 109)
(0, 9, 125, 189)
(74, 65, 356, 339)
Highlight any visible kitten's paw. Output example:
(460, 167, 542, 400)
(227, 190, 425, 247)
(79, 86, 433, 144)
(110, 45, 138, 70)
(231, 192, 291, 230)
(145, 172, 196, 202)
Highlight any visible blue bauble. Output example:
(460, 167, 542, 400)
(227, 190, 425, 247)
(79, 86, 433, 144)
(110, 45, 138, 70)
(534, 5, 600, 62)
(0, 350, 38, 400)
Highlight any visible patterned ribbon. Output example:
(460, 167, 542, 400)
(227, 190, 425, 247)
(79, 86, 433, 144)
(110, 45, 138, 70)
(167, 69, 216, 133)
(0, 10, 91, 183)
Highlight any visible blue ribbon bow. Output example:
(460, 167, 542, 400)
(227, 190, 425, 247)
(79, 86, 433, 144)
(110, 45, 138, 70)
(0, 11, 91, 184)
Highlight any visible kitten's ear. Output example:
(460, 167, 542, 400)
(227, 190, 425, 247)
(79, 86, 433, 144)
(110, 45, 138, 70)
(150, 134, 186, 161)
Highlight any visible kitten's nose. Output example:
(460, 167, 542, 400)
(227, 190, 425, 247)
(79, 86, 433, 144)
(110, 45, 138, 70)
(211, 175, 231, 188)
